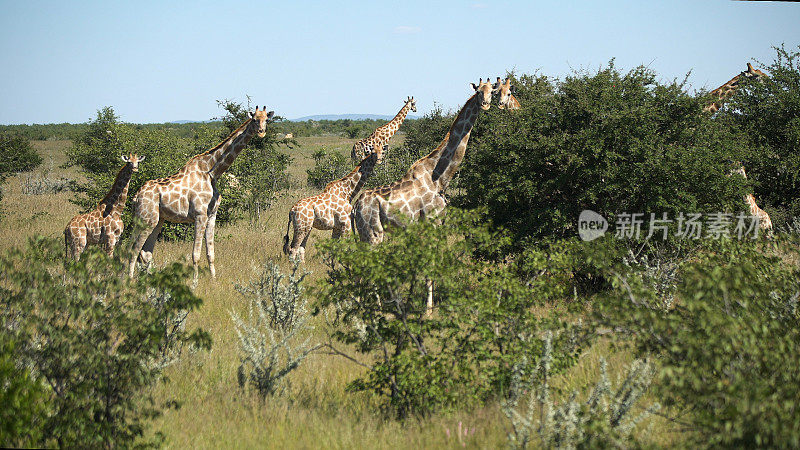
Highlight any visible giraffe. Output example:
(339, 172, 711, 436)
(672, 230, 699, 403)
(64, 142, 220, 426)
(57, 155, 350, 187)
(703, 63, 767, 114)
(350, 96, 417, 163)
(495, 77, 521, 110)
(353, 78, 500, 316)
(128, 107, 274, 281)
(283, 144, 383, 262)
(704, 63, 772, 232)
(731, 164, 773, 236)
(64, 153, 145, 260)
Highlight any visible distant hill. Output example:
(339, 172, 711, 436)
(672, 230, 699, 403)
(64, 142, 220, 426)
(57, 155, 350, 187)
(290, 114, 419, 122)
(168, 120, 207, 124)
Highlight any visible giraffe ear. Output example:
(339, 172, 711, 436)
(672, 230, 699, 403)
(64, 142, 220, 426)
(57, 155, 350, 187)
(121, 155, 129, 163)
(470, 82, 478, 91)
(250, 111, 255, 118)
(266, 111, 275, 120)
(138, 155, 146, 163)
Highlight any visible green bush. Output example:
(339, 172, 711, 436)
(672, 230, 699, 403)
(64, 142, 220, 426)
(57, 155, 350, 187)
(306, 148, 350, 189)
(0, 237, 211, 448)
(314, 209, 587, 418)
(0, 131, 43, 213)
(0, 332, 49, 447)
(0, 132, 42, 175)
(457, 64, 748, 255)
(593, 237, 800, 447)
(724, 45, 800, 226)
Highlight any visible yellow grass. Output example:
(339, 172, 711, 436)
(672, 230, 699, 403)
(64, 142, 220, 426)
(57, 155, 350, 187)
(0, 138, 681, 448)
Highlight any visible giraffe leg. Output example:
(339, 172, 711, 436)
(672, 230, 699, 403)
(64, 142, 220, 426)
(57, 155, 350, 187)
(290, 227, 311, 263)
(425, 278, 434, 318)
(192, 214, 209, 284)
(104, 234, 117, 257)
(129, 219, 158, 277)
(138, 220, 163, 272)
(72, 230, 87, 261)
(205, 209, 218, 279)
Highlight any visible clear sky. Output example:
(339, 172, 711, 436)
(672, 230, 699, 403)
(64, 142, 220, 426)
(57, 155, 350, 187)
(1, 0, 798, 124)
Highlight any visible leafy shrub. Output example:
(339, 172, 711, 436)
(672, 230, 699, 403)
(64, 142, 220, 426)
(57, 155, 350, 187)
(0, 237, 211, 448)
(314, 209, 587, 418)
(306, 148, 350, 189)
(231, 261, 318, 398)
(503, 333, 659, 449)
(594, 237, 800, 447)
(0, 131, 43, 213)
(457, 64, 747, 255)
(0, 132, 42, 174)
(724, 45, 800, 227)
(0, 332, 49, 447)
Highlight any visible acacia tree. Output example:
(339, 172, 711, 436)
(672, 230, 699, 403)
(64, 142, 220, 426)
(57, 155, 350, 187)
(457, 64, 748, 254)
(723, 44, 800, 227)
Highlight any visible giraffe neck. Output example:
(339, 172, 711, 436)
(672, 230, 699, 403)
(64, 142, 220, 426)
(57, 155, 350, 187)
(745, 193, 760, 213)
(99, 163, 134, 216)
(327, 153, 379, 201)
(703, 74, 744, 114)
(372, 101, 413, 141)
(199, 118, 259, 178)
(430, 92, 484, 190)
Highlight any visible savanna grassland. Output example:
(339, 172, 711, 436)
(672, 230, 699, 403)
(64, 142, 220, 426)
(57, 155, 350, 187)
(0, 137, 671, 449)
(3, 47, 800, 449)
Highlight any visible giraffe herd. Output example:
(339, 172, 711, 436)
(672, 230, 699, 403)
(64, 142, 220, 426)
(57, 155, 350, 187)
(63, 66, 772, 285)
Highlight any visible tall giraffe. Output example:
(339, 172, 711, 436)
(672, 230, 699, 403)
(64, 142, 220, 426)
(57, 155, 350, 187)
(353, 78, 500, 315)
(703, 63, 766, 114)
(350, 96, 417, 163)
(353, 78, 500, 244)
(732, 164, 773, 235)
(65, 153, 145, 260)
(283, 145, 383, 262)
(128, 107, 274, 280)
(495, 77, 521, 110)
(705, 63, 772, 231)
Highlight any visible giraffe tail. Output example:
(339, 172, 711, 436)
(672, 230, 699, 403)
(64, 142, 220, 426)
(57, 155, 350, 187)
(64, 227, 69, 261)
(350, 210, 356, 236)
(282, 211, 293, 255)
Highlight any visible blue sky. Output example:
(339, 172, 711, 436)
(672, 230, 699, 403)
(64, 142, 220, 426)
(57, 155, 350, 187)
(1, 0, 798, 124)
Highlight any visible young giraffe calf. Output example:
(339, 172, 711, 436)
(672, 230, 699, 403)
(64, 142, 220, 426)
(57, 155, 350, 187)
(64, 153, 145, 259)
(283, 145, 383, 262)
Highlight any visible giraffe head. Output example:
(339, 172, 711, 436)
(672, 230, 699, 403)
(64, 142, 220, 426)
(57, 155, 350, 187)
(250, 106, 275, 138)
(470, 78, 497, 110)
(406, 96, 417, 113)
(742, 63, 767, 80)
(495, 77, 518, 110)
(121, 153, 145, 172)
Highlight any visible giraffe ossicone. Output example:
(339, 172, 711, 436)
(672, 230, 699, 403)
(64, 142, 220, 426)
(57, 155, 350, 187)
(65, 153, 145, 260)
(127, 106, 275, 282)
(351, 96, 417, 164)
